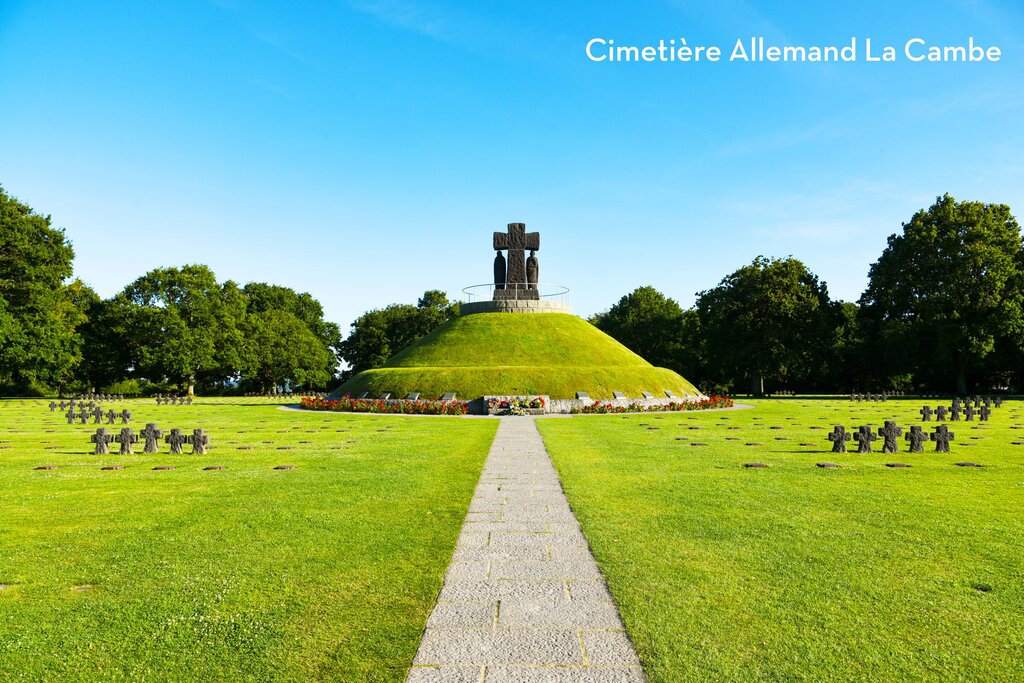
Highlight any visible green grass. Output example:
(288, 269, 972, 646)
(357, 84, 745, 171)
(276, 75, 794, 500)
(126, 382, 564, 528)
(336, 312, 701, 399)
(0, 397, 497, 681)
(537, 399, 1024, 682)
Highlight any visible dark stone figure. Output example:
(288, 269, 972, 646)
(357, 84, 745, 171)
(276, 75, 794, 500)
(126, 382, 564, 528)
(979, 405, 991, 421)
(166, 428, 187, 454)
(920, 406, 933, 421)
(931, 425, 954, 452)
(995, 397, 1004, 409)
(827, 425, 851, 453)
(119, 409, 132, 424)
(880, 421, 902, 453)
(493, 250, 506, 290)
(854, 426, 878, 453)
(950, 404, 961, 421)
(965, 404, 975, 421)
(906, 426, 927, 453)
(526, 249, 539, 290)
(936, 406, 948, 421)
(115, 428, 138, 455)
(140, 423, 164, 454)
(77, 410, 90, 425)
(91, 428, 113, 455)
(65, 409, 76, 425)
(48, 401, 57, 412)
(105, 409, 118, 425)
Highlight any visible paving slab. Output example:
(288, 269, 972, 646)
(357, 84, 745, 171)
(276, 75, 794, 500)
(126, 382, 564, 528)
(408, 417, 645, 682)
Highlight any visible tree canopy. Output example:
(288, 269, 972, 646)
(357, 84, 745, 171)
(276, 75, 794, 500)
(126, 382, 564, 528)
(859, 193, 1024, 393)
(0, 186, 84, 393)
(339, 290, 460, 378)
(590, 286, 688, 374)
(697, 256, 833, 395)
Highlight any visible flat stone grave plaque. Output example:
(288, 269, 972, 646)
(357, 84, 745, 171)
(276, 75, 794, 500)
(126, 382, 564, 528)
(612, 391, 626, 399)
(642, 391, 654, 399)
(274, 465, 295, 470)
(743, 462, 768, 468)
(378, 392, 392, 400)
(816, 462, 840, 468)
(575, 392, 590, 399)
(440, 392, 457, 401)
(665, 390, 677, 398)
(406, 392, 420, 400)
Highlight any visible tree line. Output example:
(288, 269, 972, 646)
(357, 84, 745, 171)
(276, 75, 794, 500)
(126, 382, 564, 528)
(0, 186, 341, 395)
(593, 194, 1024, 395)
(3, 184, 1021, 396)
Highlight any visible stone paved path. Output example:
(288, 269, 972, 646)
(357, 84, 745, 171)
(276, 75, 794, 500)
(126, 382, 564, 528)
(408, 417, 645, 682)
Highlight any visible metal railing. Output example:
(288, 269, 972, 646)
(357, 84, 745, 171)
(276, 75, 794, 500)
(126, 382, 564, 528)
(461, 283, 571, 305)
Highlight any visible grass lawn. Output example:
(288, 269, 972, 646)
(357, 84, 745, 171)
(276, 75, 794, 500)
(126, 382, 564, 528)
(538, 398, 1024, 682)
(0, 397, 496, 681)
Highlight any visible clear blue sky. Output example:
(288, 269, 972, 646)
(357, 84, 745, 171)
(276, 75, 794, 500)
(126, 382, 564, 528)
(2, 1, 1022, 328)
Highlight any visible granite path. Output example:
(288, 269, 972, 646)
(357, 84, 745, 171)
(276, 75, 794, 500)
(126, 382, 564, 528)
(407, 416, 645, 682)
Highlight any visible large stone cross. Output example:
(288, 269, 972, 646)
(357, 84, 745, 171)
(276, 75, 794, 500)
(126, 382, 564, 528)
(493, 223, 539, 290)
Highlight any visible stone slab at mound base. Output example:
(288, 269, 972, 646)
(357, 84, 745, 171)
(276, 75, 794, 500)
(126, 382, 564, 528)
(332, 312, 703, 400)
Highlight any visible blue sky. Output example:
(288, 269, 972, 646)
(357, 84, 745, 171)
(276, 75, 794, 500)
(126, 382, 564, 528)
(2, 1, 1022, 328)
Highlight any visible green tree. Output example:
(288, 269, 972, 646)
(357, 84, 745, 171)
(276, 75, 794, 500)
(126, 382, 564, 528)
(590, 286, 687, 372)
(115, 265, 246, 395)
(339, 290, 459, 378)
(697, 256, 832, 395)
(0, 186, 84, 393)
(246, 309, 332, 391)
(859, 194, 1024, 394)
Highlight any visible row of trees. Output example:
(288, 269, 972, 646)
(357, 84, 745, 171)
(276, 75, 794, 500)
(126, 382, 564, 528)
(4, 184, 1021, 396)
(0, 186, 341, 395)
(593, 195, 1024, 395)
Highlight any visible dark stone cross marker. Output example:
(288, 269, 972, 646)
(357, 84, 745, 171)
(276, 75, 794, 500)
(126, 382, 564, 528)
(879, 421, 902, 453)
(140, 423, 164, 454)
(188, 429, 210, 455)
(105, 409, 118, 425)
(936, 406, 948, 421)
(995, 397, 1004, 408)
(949, 404, 961, 421)
(827, 425, 851, 453)
(965, 404, 975, 421)
(65, 409, 76, 425)
(77, 409, 90, 425)
(979, 405, 991, 421)
(931, 424, 954, 452)
(119, 409, 132, 424)
(493, 223, 540, 297)
(115, 428, 139, 455)
(853, 426, 878, 453)
(905, 425, 927, 453)
(165, 428, 187, 454)
(48, 401, 57, 412)
(920, 406, 933, 421)
(91, 428, 114, 455)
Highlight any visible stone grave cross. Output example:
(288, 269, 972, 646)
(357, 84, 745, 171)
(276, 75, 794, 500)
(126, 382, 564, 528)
(140, 423, 164, 454)
(905, 425, 927, 452)
(853, 425, 878, 453)
(115, 428, 138, 455)
(166, 428, 187, 454)
(827, 425, 851, 453)
(879, 421, 902, 453)
(931, 425, 954, 452)
(187, 428, 210, 455)
(91, 428, 114, 455)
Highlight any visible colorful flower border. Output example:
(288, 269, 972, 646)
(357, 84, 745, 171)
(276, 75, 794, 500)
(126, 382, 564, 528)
(300, 396, 469, 415)
(571, 396, 734, 414)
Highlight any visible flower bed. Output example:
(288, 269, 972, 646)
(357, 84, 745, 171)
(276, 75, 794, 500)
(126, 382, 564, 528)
(487, 397, 546, 415)
(571, 395, 734, 414)
(300, 396, 469, 416)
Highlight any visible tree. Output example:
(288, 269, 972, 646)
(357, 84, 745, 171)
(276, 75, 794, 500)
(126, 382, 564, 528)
(590, 286, 688, 372)
(114, 265, 246, 395)
(0, 186, 84, 393)
(859, 194, 1024, 394)
(697, 256, 832, 395)
(245, 310, 332, 391)
(339, 290, 459, 378)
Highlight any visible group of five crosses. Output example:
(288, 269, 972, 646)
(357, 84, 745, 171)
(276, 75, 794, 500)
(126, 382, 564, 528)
(827, 422, 954, 454)
(91, 425, 209, 455)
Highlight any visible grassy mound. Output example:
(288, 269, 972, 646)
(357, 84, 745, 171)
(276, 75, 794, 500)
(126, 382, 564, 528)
(334, 312, 702, 399)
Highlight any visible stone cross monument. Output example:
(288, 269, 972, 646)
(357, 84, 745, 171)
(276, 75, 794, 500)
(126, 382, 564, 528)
(493, 223, 540, 300)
